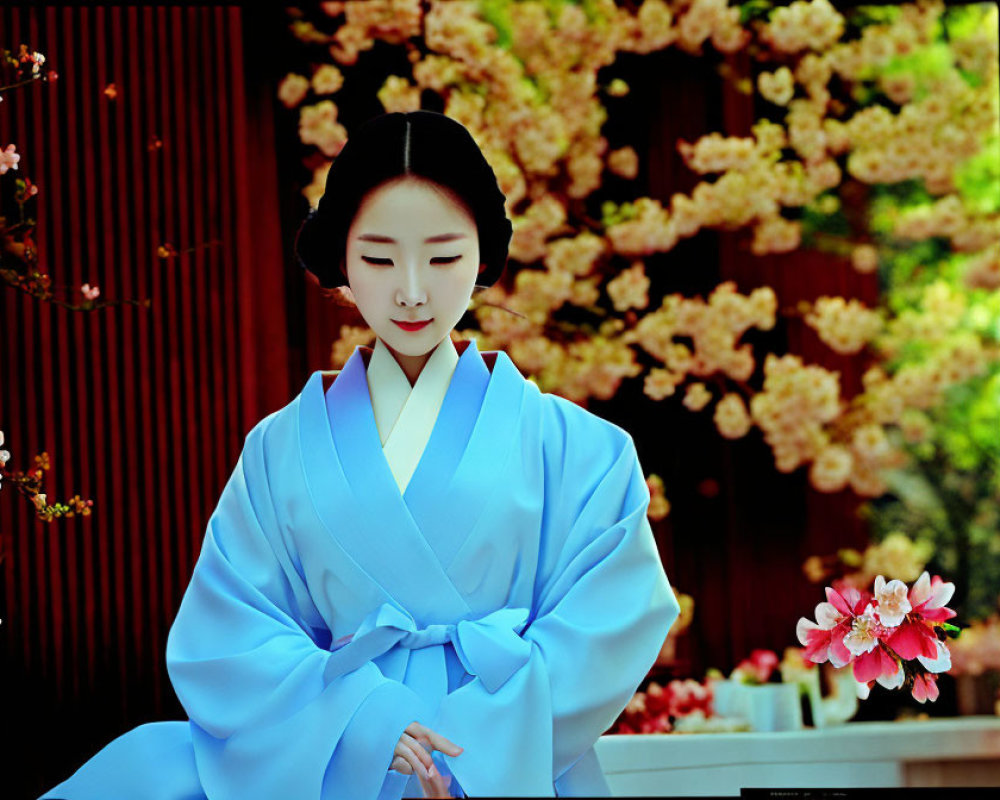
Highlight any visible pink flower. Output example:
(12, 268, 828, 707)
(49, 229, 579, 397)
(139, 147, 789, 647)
(666, 679, 713, 717)
(873, 575, 911, 627)
(842, 602, 900, 683)
(908, 571, 957, 622)
(883, 571, 954, 661)
(911, 672, 939, 704)
(915, 638, 952, 674)
(0, 143, 21, 174)
(796, 584, 872, 668)
(733, 649, 780, 683)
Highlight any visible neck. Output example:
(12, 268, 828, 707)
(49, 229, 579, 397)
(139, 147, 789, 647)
(382, 340, 434, 386)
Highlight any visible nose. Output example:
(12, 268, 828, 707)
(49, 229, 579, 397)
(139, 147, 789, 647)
(395, 258, 427, 307)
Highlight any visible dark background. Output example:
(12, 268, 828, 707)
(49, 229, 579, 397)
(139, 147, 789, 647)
(0, 3, 959, 796)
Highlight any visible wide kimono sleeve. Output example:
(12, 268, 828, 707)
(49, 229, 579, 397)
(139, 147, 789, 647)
(165, 413, 434, 800)
(429, 396, 682, 797)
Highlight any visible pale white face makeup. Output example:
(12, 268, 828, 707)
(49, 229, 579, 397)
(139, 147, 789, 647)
(344, 176, 485, 383)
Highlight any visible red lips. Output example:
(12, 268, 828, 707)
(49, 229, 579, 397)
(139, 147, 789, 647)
(392, 319, 432, 331)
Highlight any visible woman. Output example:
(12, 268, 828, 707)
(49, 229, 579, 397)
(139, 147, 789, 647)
(40, 111, 681, 800)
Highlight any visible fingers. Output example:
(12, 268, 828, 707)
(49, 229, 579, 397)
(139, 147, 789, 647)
(417, 766, 454, 798)
(400, 733, 435, 776)
(405, 721, 464, 757)
(428, 729, 464, 757)
(395, 739, 436, 779)
(390, 755, 413, 775)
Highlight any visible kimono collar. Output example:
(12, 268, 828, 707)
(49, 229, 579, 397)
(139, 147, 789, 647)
(366, 335, 460, 447)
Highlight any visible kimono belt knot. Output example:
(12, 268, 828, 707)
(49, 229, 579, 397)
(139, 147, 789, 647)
(325, 602, 532, 694)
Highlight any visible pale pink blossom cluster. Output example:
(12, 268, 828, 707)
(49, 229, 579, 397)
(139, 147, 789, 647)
(876, 281, 967, 360)
(894, 194, 1000, 254)
(646, 473, 671, 520)
(606, 261, 650, 312)
(325, 0, 423, 65)
(644, 367, 685, 401)
(758, 66, 795, 106)
(0, 430, 9, 492)
(543, 232, 607, 278)
(842, 77, 996, 194)
(863, 334, 993, 422)
(511, 265, 575, 322)
(547, 335, 644, 403)
(298, 100, 349, 157)
(850, 244, 879, 275)
(713, 393, 752, 439)
(673, 0, 750, 56)
(750, 353, 842, 473)
(758, 0, 845, 55)
(625, 282, 777, 390)
(803, 296, 884, 355)
(277, 73, 310, 108)
(826, 1, 943, 83)
(603, 197, 680, 257)
(510, 194, 570, 265)
(677, 132, 759, 173)
(683, 382, 712, 411)
(0, 143, 21, 174)
(607, 145, 639, 179)
(312, 64, 345, 95)
(616, 0, 676, 56)
(376, 74, 422, 113)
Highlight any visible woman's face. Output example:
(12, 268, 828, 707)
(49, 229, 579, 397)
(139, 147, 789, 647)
(345, 177, 484, 359)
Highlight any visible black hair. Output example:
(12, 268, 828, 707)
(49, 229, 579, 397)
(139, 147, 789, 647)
(293, 110, 513, 290)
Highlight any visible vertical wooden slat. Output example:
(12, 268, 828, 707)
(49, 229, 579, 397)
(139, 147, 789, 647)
(214, 6, 238, 469)
(229, 7, 252, 437)
(170, 5, 194, 614)
(106, 3, 129, 700)
(202, 8, 225, 525)
(186, 7, 210, 560)
(76, 4, 102, 694)
(134, 5, 162, 718)
(95, 4, 119, 691)
(45, 5, 71, 698)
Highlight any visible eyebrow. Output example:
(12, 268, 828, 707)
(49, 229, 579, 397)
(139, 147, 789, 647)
(356, 233, 468, 244)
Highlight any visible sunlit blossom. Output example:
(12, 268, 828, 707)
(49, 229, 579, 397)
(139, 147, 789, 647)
(873, 575, 912, 627)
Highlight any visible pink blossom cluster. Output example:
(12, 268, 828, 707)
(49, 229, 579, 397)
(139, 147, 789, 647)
(731, 648, 780, 684)
(615, 677, 715, 734)
(797, 572, 958, 703)
(894, 194, 1000, 254)
(803, 296, 885, 355)
(750, 353, 842, 473)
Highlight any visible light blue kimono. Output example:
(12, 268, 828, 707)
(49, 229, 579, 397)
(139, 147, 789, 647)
(40, 339, 681, 799)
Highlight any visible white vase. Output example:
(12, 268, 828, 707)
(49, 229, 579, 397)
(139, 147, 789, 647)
(744, 683, 804, 732)
(710, 679, 750, 720)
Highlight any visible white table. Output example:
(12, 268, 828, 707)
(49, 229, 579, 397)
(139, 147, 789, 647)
(594, 716, 1000, 796)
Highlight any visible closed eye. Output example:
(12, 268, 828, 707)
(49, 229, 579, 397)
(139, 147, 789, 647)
(361, 256, 462, 265)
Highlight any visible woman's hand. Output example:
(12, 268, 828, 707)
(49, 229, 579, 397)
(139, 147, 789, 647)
(417, 765, 454, 798)
(389, 721, 463, 795)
